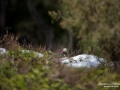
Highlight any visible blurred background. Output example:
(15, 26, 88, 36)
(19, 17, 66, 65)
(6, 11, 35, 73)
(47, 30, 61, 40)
(0, 0, 70, 50)
(1, 0, 120, 62)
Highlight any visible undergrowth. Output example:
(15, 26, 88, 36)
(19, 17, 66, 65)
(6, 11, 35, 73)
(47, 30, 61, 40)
(0, 34, 120, 90)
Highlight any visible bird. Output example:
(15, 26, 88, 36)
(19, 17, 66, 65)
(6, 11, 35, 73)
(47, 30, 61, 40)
(62, 48, 68, 57)
(56, 48, 68, 57)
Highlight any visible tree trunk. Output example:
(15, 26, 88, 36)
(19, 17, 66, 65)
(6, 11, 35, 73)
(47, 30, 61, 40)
(68, 29, 73, 54)
(27, 0, 54, 49)
(0, 0, 6, 37)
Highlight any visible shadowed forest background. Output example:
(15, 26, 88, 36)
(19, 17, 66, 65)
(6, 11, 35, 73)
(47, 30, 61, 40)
(1, 0, 120, 64)
(0, 0, 71, 50)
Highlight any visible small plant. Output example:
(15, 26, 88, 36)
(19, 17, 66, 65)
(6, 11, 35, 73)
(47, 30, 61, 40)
(0, 34, 120, 90)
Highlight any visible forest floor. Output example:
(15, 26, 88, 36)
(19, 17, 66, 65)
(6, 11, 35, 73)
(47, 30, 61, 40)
(0, 34, 120, 90)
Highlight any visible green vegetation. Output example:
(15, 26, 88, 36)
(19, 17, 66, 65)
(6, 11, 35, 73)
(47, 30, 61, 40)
(1, 0, 120, 90)
(0, 35, 120, 90)
(49, 0, 120, 65)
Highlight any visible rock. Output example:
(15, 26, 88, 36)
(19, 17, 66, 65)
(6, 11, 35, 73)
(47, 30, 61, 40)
(61, 54, 105, 68)
(0, 48, 7, 55)
(20, 50, 44, 58)
(0, 48, 44, 58)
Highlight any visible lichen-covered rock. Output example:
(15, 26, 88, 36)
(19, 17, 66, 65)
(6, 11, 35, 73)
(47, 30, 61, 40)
(0, 48, 7, 55)
(61, 54, 105, 68)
